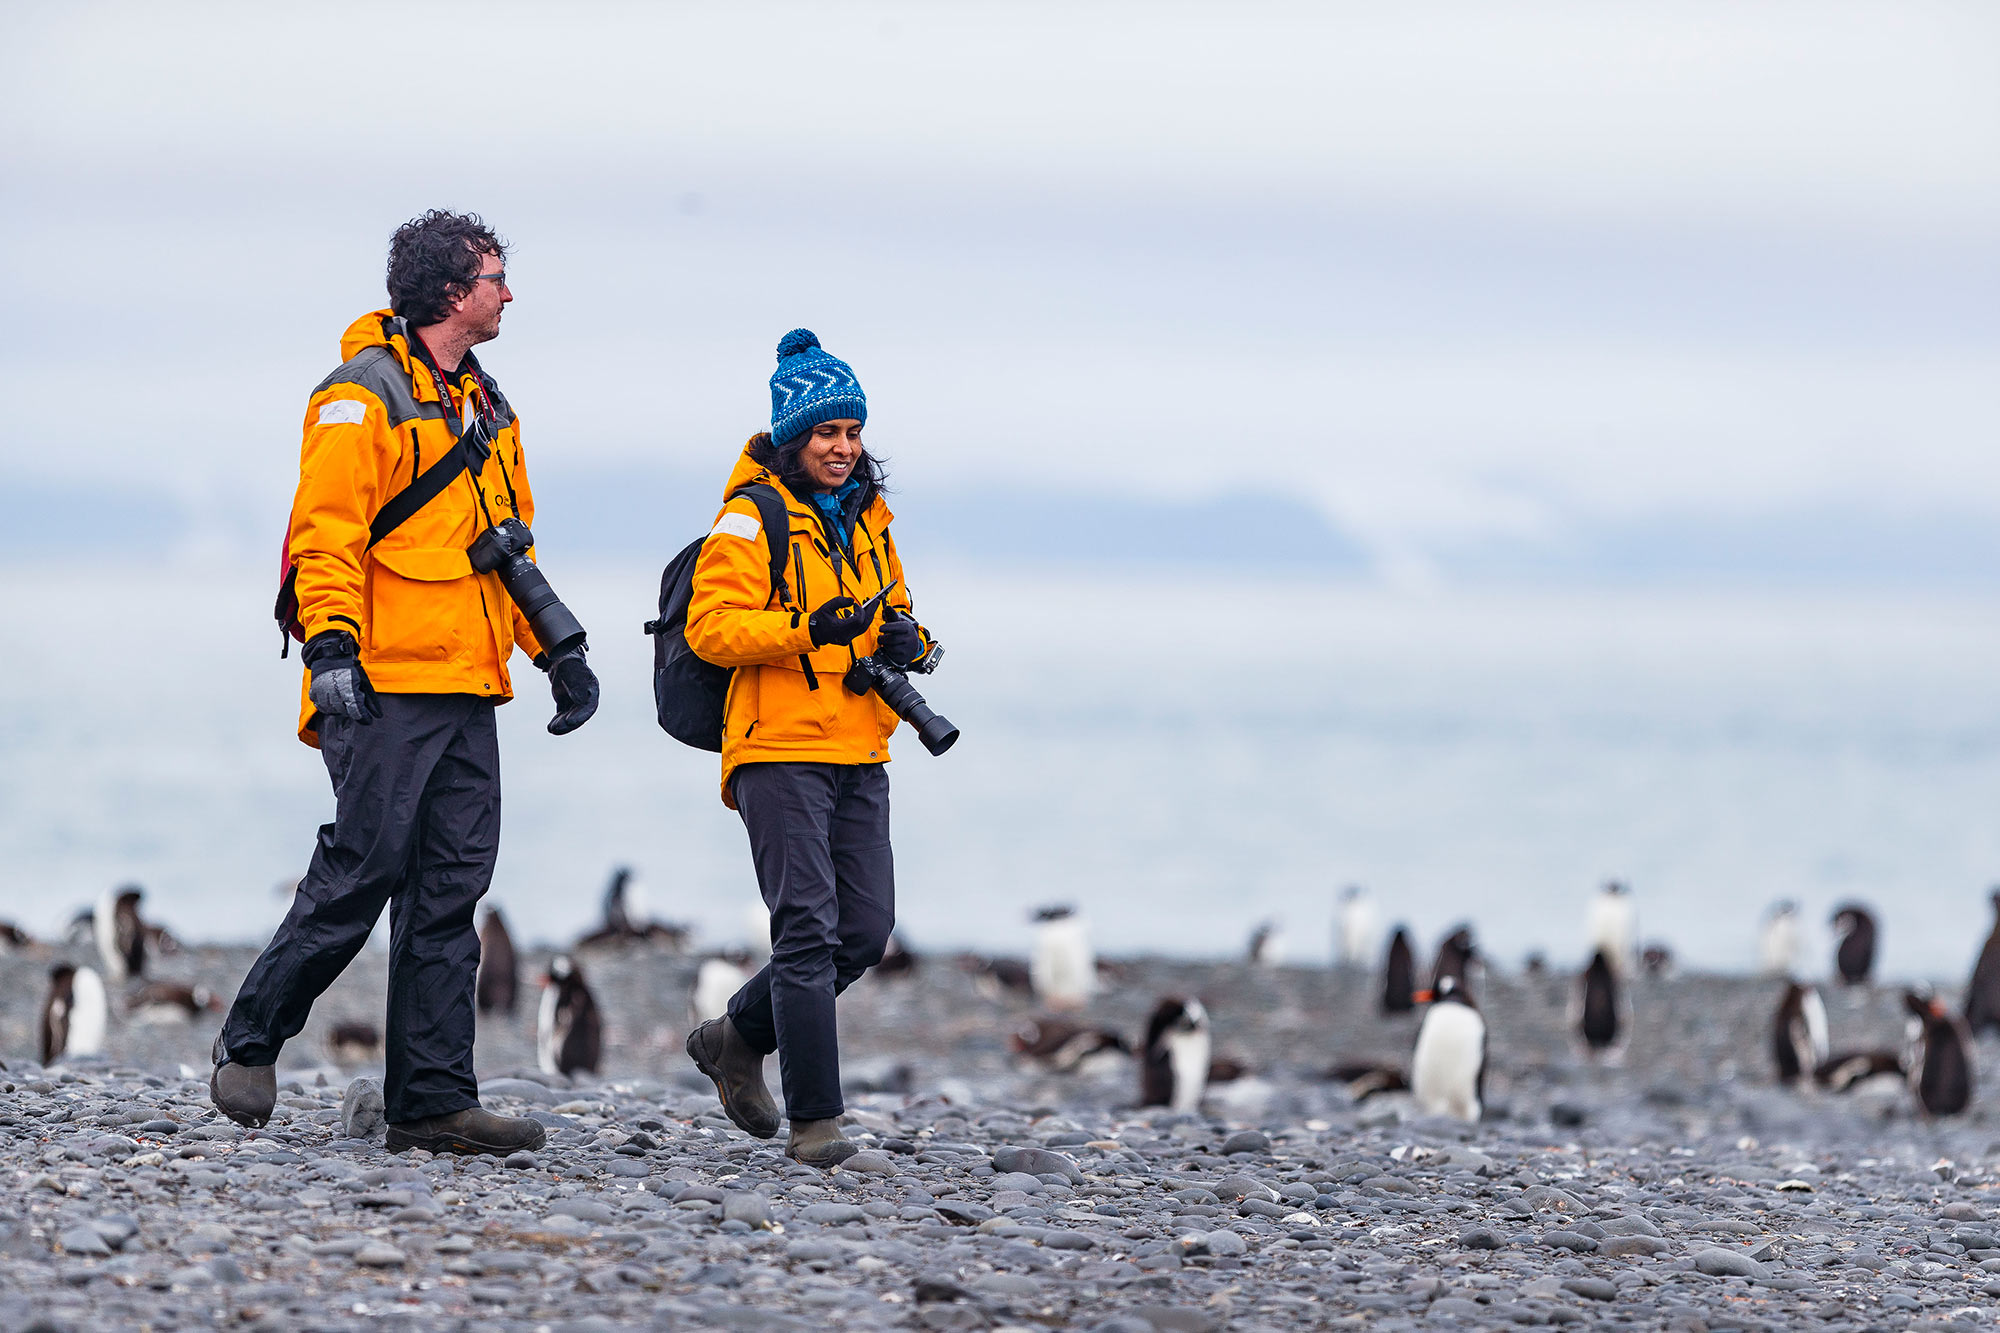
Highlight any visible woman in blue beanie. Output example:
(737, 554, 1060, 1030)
(682, 329, 940, 1166)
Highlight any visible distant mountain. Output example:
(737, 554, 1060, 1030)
(11, 467, 1999, 591)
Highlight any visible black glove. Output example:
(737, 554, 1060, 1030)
(877, 613, 925, 667)
(538, 643, 599, 736)
(303, 630, 382, 725)
(808, 595, 880, 648)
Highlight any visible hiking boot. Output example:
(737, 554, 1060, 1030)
(209, 1036, 276, 1128)
(786, 1117, 859, 1167)
(385, 1107, 546, 1157)
(686, 1017, 780, 1139)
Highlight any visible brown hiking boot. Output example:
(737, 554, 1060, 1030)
(786, 1117, 859, 1167)
(685, 1017, 780, 1139)
(386, 1107, 546, 1157)
(209, 1037, 276, 1129)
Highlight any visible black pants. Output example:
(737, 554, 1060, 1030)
(221, 694, 500, 1122)
(726, 761, 895, 1122)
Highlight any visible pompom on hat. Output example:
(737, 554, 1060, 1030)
(768, 328, 866, 447)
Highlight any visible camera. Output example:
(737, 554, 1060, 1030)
(467, 516, 587, 657)
(843, 636, 959, 757)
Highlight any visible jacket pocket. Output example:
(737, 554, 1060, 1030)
(743, 661, 833, 743)
(364, 545, 474, 663)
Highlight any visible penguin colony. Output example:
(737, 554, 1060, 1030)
(16, 871, 1995, 1131)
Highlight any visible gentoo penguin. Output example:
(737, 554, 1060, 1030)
(960, 953, 1034, 1002)
(1009, 1014, 1130, 1072)
(1430, 925, 1477, 1001)
(476, 907, 518, 1015)
(1904, 989, 1974, 1117)
(1326, 1060, 1410, 1101)
(1138, 996, 1212, 1111)
(1247, 921, 1283, 968)
(576, 868, 690, 950)
(41, 964, 108, 1065)
(1758, 901, 1801, 977)
(94, 884, 146, 983)
(1381, 927, 1417, 1014)
(125, 981, 220, 1023)
(690, 951, 755, 1026)
(1411, 976, 1485, 1123)
(1336, 886, 1381, 969)
(327, 1021, 383, 1065)
(1206, 1055, 1249, 1084)
(874, 932, 919, 977)
(1585, 881, 1636, 976)
(1830, 904, 1876, 986)
(539, 955, 602, 1078)
(1575, 950, 1624, 1056)
(1815, 1049, 1904, 1093)
(1771, 982, 1830, 1085)
(1964, 891, 2000, 1035)
(1030, 905, 1096, 1010)
(1640, 944, 1675, 980)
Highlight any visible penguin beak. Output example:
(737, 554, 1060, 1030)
(1413, 989, 1435, 1004)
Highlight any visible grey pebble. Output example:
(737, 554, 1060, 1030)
(1692, 1247, 1769, 1279)
(340, 1077, 386, 1140)
(352, 1241, 406, 1267)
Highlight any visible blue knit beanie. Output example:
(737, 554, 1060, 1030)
(768, 328, 866, 446)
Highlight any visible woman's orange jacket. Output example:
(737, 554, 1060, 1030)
(285, 310, 542, 745)
(687, 442, 923, 807)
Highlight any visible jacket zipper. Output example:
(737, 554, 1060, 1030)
(792, 537, 819, 689)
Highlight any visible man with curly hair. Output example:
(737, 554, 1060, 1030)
(211, 211, 598, 1156)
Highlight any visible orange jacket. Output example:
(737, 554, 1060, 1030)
(687, 442, 923, 807)
(286, 310, 542, 745)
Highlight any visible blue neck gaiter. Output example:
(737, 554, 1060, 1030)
(811, 477, 863, 550)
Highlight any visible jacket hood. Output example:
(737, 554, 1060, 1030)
(339, 309, 445, 401)
(722, 437, 894, 525)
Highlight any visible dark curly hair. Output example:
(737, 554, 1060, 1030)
(749, 430, 887, 507)
(386, 210, 508, 326)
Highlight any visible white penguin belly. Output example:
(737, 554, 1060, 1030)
(1411, 1004, 1484, 1122)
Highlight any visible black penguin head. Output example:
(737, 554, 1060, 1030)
(1431, 976, 1477, 1009)
(48, 962, 76, 989)
(1602, 880, 1629, 896)
(1144, 995, 1208, 1049)
(1339, 885, 1365, 903)
(1033, 905, 1075, 923)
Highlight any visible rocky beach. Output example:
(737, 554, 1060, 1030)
(3, 943, 1999, 1332)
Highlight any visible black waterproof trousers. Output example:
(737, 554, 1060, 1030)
(220, 694, 500, 1122)
(726, 761, 895, 1122)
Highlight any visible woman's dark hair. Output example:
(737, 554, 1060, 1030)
(749, 429, 888, 506)
(386, 210, 508, 326)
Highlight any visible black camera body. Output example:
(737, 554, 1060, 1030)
(468, 516, 586, 657)
(844, 650, 958, 756)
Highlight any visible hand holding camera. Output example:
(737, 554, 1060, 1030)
(303, 630, 383, 725)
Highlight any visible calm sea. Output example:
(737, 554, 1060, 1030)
(5, 561, 1999, 980)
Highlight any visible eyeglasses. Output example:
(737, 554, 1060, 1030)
(471, 270, 508, 286)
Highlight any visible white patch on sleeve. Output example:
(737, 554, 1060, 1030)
(711, 511, 761, 541)
(316, 398, 367, 426)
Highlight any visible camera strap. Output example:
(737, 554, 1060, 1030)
(370, 337, 510, 548)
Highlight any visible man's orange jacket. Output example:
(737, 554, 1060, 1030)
(285, 310, 541, 745)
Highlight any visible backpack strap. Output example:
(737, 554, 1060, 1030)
(731, 482, 792, 607)
(366, 436, 475, 548)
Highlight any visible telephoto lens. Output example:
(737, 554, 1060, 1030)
(467, 517, 587, 656)
(844, 656, 959, 755)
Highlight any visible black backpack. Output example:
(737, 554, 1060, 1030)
(644, 484, 791, 751)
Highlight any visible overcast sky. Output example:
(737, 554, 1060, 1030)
(5, 2, 1997, 576)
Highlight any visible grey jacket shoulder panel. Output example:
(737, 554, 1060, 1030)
(314, 347, 442, 428)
